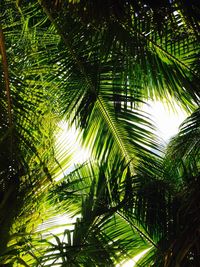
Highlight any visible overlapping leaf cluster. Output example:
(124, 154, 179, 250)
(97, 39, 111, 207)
(0, 0, 199, 266)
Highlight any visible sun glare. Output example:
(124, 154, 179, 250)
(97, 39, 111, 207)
(143, 100, 188, 142)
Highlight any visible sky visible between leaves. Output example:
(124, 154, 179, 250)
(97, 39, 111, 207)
(56, 100, 188, 171)
(144, 100, 188, 143)
(120, 101, 187, 267)
(120, 102, 187, 267)
(42, 101, 187, 266)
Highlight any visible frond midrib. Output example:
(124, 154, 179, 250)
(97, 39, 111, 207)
(40, 4, 135, 170)
(97, 95, 133, 163)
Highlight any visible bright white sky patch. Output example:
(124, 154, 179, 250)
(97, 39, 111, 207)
(56, 121, 91, 163)
(143, 101, 188, 143)
(54, 121, 91, 181)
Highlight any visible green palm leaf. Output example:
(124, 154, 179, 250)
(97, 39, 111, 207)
(0, 0, 199, 266)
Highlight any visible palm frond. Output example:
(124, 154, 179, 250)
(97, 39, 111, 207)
(37, 0, 199, 167)
(40, 0, 200, 108)
(0, 1, 64, 256)
(166, 108, 200, 182)
(26, 159, 152, 266)
(0, 1, 199, 266)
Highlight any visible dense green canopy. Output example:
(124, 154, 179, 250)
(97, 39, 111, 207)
(0, 0, 199, 266)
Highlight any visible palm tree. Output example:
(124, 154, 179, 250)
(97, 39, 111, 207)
(0, 0, 199, 266)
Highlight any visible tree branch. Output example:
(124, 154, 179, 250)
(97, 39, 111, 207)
(0, 26, 12, 127)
